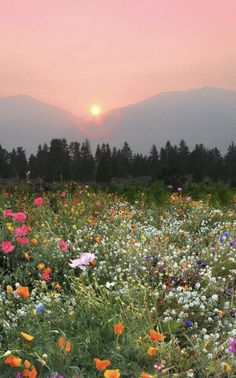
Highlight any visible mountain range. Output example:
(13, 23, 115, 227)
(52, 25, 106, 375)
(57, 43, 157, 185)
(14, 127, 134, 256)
(0, 87, 236, 154)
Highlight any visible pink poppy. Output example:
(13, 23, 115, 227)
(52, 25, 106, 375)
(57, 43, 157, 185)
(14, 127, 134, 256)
(1, 241, 15, 253)
(3, 209, 12, 218)
(16, 237, 29, 245)
(15, 225, 31, 237)
(13, 212, 27, 222)
(59, 240, 69, 251)
(34, 197, 44, 206)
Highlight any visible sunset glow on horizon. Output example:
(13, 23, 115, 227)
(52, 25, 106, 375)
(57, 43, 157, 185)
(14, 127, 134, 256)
(0, 0, 236, 116)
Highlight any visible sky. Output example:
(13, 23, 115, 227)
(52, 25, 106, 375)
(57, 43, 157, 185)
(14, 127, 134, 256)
(0, 0, 236, 116)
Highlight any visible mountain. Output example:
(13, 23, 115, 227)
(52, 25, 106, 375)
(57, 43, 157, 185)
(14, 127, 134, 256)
(89, 87, 236, 153)
(0, 95, 84, 153)
(1, 87, 236, 154)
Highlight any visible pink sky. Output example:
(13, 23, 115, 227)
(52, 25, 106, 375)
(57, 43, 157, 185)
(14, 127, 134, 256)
(0, 0, 236, 116)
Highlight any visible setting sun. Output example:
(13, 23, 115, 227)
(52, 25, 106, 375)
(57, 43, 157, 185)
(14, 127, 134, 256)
(90, 104, 101, 116)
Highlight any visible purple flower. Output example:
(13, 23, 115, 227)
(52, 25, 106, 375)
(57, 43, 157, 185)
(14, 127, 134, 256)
(185, 320, 193, 327)
(16, 373, 23, 378)
(69, 252, 96, 270)
(230, 237, 236, 248)
(226, 338, 236, 353)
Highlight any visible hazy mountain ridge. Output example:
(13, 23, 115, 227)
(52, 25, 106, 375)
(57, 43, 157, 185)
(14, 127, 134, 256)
(0, 87, 236, 154)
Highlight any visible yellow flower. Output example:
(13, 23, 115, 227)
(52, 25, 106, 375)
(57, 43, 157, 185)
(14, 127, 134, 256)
(37, 263, 45, 270)
(6, 285, 13, 294)
(20, 332, 34, 341)
(6, 223, 14, 232)
(225, 363, 232, 373)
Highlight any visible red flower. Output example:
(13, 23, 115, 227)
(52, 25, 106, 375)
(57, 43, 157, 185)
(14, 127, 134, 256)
(13, 212, 27, 222)
(1, 241, 15, 253)
(34, 197, 44, 206)
(17, 237, 29, 245)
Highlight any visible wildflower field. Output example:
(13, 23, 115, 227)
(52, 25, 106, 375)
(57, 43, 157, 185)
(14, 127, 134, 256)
(0, 185, 235, 378)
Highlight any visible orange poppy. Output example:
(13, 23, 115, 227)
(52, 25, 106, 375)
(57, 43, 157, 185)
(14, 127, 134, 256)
(23, 360, 37, 378)
(90, 259, 97, 267)
(113, 323, 124, 336)
(94, 357, 111, 371)
(140, 373, 155, 378)
(30, 238, 38, 245)
(58, 336, 65, 348)
(58, 336, 71, 352)
(104, 369, 120, 378)
(5, 355, 22, 368)
(54, 283, 62, 290)
(23, 252, 31, 261)
(149, 329, 165, 342)
(16, 286, 30, 299)
(65, 340, 72, 353)
(147, 346, 157, 356)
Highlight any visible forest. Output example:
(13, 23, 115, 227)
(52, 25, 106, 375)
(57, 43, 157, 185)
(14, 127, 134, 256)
(0, 138, 236, 185)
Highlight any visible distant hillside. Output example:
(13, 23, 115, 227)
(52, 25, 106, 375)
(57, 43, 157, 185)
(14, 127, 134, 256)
(0, 95, 84, 153)
(89, 87, 236, 153)
(1, 87, 236, 154)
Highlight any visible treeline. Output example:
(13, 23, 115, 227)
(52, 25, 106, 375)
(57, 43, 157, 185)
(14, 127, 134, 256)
(1, 138, 236, 185)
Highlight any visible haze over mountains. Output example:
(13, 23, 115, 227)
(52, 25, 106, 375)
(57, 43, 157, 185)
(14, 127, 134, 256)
(0, 87, 236, 154)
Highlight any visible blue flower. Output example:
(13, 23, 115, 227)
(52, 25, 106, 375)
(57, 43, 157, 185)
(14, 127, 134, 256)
(36, 304, 45, 313)
(185, 320, 193, 327)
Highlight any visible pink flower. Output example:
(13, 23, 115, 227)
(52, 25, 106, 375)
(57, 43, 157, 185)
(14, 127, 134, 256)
(154, 363, 165, 371)
(42, 271, 51, 281)
(1, 241, 15, 253)
(3, 209, 12, 218)
(15, 225, 31, 237)
(34, 197, 44, 206)
(16, 237, 29, 245)
(69, 253, 96, 270)
(60, 192, 67, 198)
(59, 240, 69, 251)
(13, 212, 27, 222)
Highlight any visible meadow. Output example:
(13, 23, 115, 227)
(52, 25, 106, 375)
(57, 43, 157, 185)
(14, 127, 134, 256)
(0, 184, 235, 378)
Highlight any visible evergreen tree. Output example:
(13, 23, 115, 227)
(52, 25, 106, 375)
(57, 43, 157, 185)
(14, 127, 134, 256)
(69, 141, 81, 181)
(48, 138, 71, 181)
(9, 147, 28, 179)
(95, 143, 113, 183)
(0, 145, 10, 178)
(36, 143, 50, 180)
(148, 145, 159, 178)
(224, 142, 236, 185)
(190, 144, 208, 182)
(80, 139, 95, 181)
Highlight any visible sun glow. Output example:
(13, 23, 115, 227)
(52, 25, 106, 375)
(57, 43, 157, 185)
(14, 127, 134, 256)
(90, 104, 101, 116)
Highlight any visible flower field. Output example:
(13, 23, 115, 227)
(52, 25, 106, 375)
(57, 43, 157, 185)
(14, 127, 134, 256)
(0, 185, 235, 378)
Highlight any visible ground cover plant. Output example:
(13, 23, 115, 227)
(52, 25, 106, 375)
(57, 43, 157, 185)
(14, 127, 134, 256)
(0, 184, 235, 377)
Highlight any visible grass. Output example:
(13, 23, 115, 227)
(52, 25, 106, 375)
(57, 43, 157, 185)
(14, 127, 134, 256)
(0, 184, 235, 377)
